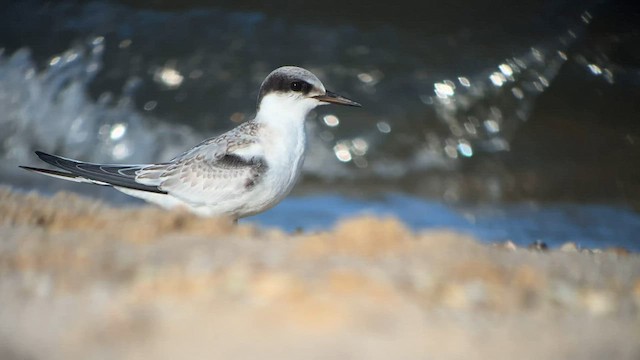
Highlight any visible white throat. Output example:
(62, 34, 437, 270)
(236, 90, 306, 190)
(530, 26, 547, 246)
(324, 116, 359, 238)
(251, 93, 319, 204)
(255, 93, 321, 127)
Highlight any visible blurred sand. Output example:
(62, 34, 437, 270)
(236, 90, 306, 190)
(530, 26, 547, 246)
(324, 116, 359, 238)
(1, 187, 639, 360)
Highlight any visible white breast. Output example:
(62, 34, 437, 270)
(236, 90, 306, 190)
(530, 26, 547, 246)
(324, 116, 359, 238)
(246, 122, 305, 213)
(236, 94, 312, 216)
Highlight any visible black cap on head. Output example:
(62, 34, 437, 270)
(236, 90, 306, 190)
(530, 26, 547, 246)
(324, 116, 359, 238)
(257, 66, 361, 108)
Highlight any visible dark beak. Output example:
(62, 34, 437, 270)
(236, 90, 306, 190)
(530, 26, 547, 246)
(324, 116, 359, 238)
(314, 90, 361, 107)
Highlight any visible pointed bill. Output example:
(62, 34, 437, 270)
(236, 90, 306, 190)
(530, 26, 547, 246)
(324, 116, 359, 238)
(314, 90, 361, 107)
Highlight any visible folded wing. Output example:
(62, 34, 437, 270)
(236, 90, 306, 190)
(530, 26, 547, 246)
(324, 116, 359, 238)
(21, 121, 267, 207)
(136, 141, 268, 206)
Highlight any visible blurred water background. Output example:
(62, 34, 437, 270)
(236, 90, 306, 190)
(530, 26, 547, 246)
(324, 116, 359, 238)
(1, 0, 639, 250)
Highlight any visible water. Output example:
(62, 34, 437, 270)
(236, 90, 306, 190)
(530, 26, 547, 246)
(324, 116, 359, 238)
(1, 0, 639, 250)
(251, 194, 640, 251)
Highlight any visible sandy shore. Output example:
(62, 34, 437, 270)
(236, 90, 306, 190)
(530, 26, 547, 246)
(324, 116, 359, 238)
(1, 187, 639, 359)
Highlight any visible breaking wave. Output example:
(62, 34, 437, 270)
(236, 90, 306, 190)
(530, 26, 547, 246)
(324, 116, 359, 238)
(0, 0, 597, 188)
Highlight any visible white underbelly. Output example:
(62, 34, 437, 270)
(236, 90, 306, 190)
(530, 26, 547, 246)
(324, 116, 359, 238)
(231, 120, 305, 213)
(236, 151, 304, 217)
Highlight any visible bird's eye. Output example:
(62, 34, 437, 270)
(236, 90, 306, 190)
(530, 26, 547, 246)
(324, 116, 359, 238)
(290, 81, 306, 92)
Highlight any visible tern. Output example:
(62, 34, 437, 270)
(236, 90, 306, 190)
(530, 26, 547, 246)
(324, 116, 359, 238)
(21, 66, 361, 219)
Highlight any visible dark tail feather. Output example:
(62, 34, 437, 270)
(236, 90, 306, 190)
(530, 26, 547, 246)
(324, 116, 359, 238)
(19, 165, 96, 182)
(22, 151, 167, 194)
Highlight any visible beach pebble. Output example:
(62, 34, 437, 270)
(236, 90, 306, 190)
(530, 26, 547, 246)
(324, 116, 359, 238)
(605, 247, 630, 256)
(560, 242, 579, 252)
(495, 240, 518, 251)
(581, 290, 616, 316)
(528, 240, 548, 251)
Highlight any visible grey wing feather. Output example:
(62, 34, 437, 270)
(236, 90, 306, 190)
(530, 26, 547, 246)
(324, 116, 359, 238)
(31, 151, 167, 194)
(25, 121, 265, 202)
(136, 123, 268, 203)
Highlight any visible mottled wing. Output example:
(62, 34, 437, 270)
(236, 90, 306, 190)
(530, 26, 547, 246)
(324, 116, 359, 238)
(135, 122, 267, 205)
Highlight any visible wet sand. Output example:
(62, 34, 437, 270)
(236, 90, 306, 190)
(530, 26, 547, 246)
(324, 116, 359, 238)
(1, 187, 639, 359)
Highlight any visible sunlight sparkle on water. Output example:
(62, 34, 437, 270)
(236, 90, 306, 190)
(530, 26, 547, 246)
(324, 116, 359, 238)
(357, 70, 383, 86)
(434, 82, 455, 98)
(119, 39, 132, 49)
(464, 122, 477, 135)
(531, 47, 544, 62)
(457, 141, 473, 157)
(499, 64, 513, 77)
(376, 121, 391, 133)
(511, 87, 524, 99)
(557, 51, 568, 60)
(323, 114, 340, 127)
(155, 66, 184, 88)
(588, 64, 602, 75)
(458, 77, 471, 87)
(110, 123, 127, 140)
(538, 76, 549, 87)
(357, 73, 374, 83)
(489, 72, 506, 87)
(143, 101, 157, 111)
(65, 52, 78, 63)
(351, 138, 369, 156)
(484, 119, 500, 133)
(444, 144, 458, 159)
(112, 143, 131, 159)
(333, 142, 352, 162)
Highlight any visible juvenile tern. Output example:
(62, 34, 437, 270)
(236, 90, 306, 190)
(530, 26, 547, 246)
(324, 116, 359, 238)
(21, 66, 361, 219)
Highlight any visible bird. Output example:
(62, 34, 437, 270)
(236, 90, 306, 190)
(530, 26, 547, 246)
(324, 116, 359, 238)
(20, 66, 361, 219)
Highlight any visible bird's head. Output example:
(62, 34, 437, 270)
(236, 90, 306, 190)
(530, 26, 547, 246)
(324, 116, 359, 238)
(256, 66, 360, 119)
